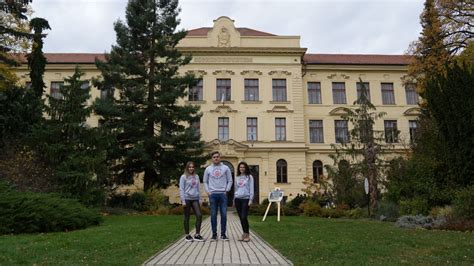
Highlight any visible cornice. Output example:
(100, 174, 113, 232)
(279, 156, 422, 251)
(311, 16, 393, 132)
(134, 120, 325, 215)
(178, 47, 307, 56)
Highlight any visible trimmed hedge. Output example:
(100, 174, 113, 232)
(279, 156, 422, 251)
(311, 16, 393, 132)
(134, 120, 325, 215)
(0, 191, 102, 234)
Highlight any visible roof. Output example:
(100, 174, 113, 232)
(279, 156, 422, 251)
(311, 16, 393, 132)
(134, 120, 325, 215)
(303, 54, 410, 65)
(186, 27, 276, 37)
(15, 53, 410, 66)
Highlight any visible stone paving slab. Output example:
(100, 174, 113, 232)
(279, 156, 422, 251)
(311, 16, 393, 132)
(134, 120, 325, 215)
(144, 211, 292, 265)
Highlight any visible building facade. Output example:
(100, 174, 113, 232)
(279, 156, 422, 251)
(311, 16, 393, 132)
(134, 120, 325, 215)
(15, 17, 419, 203)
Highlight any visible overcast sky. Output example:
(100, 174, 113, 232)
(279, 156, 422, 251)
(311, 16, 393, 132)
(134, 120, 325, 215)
(30, 0, 425, 55)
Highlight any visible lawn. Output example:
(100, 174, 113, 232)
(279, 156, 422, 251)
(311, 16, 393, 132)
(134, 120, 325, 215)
(249, 216, 474, 265)
(0, 215, 184, 265)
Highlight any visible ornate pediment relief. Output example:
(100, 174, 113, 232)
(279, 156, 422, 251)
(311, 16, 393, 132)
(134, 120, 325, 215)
(210, 105, 238, 115)
(266, 106, 294, 113)
(329, 107, 350, 116)
(204, 139, 249, 156)
(185, 70, 208, 77)
(327, 73, 350, 80)
(403, 107, 421, 116)
(240, 70, 263, 76)
(208, 16, 241, 48)
(268, 70, 292, 76)
(212, 70, 235, 76)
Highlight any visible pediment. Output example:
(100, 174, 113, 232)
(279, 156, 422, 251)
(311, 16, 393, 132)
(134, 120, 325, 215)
(208, 16, 241, 47)
(204, 139, 249, 156)
(329, 107, 350, 116)
(403, 107, 422, 116)
(210, 105, 238, 114)
(266, 106, 294, 113)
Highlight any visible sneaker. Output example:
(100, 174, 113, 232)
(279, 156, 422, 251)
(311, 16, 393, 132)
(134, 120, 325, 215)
(243, 233, 250, 242)
(211, 234, 218, 241)
(194, 234, 205, 242)
(220, 234, 229, 241)
(185, 235, 193, 242)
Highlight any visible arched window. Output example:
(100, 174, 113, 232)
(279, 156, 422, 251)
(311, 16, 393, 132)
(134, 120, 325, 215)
(312, 160, 323, 183)
(276, 159, 287, 183)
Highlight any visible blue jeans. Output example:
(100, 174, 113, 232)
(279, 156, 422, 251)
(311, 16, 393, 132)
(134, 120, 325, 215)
(209, 192, 227, 235)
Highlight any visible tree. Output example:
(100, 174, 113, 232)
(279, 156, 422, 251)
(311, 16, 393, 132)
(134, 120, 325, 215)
(31, 67, 107, 205)
(94, 0, 205, 190)
(27, 17, 50, 98)
(327, 81, 389, 213)
(437, 0, 473, 55)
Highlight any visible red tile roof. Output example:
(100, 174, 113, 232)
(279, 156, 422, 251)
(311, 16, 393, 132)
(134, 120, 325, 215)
(304, 54, 410, 65)
(186, 27, 276, 37)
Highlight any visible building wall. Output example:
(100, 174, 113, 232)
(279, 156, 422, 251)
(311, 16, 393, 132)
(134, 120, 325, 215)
(14, 17, 418, 203)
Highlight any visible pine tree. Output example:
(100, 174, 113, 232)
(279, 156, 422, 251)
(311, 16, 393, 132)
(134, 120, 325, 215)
(31, 67, 107, 205)
(94, 0, 205, 190)
(27, 17, 50, 98)
(327, 80, 389, 213)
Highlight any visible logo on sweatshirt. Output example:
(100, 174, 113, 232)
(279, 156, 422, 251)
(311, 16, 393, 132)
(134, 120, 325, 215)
(212, 168, 223, 179)
(238, 176, 248, 187)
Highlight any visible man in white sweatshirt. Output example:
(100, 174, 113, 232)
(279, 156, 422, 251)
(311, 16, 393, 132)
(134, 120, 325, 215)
(203, 151, 233, 241)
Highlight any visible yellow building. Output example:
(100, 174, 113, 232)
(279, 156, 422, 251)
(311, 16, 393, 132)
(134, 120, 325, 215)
(15, 17, 419, 203)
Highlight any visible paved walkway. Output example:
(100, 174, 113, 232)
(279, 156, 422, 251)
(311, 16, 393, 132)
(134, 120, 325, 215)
(144, 211, 293, 265)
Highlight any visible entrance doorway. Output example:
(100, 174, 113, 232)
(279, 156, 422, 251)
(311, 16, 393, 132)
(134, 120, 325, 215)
(249, 165, 260, 204)
(222, 160, 234, 206)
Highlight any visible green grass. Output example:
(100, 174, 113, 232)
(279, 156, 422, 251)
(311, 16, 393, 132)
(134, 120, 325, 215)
(250, 216, 474, 265)
(0, 215, 184, 265)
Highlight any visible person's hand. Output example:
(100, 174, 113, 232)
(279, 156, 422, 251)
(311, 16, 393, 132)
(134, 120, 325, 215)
(232, 200, 235, 207)
(207, 192, 211, 196)
(248, 201, 252, 207)
(182, 201, 186, 206)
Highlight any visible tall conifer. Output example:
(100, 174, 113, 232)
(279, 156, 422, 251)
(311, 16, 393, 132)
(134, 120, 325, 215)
(94, 0, 204, 190)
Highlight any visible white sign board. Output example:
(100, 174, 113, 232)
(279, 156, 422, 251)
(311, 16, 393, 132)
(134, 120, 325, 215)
(268, 188, 284, 202)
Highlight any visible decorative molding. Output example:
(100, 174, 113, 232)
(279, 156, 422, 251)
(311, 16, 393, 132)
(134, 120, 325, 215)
(212, 70, 235, 76)
(210, 105, 238, 115)
(383, 74, 390, 79)
(268, 70, 292, 76)
(193, 57, 253, 63)
(217, 27, 231, 47)
(403, 107, 422, 116)
(204, 139, 249, 155)
(185, 70, 208, 76)
(329, 107, 350, 116)
(327, 73, 350, 80)
(240, 70, 263, 76)
(266, 106, 294, 113)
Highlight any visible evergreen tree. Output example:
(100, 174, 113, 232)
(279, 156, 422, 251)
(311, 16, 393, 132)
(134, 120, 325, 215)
(94, 0, 205, 190)
(327, 81, 389, 213)
(31, 67, 107, 205)
(27, 17, 50, 98)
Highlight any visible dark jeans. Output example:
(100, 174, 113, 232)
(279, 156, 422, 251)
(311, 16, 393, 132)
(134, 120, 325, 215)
(184, 200, 202, 235)
(234, 198, 250, 233)
(209, 192, 227, 235)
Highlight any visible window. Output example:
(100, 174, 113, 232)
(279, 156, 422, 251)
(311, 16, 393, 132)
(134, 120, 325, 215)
(409, 120, 418, 143)
(307, 82, 322, 104)
(335, 120, 349, 143)
(247, 117, 258, 141)
(357, 82, 371, 101)
(384, 120, 398, 143)
(276, 159, 288, 183)
(218, 117, 229, 141)
(332, 82, 346, 104)
(244, 79, 259, 101)
(272, 79, 287, 102)
(405, 83, 419, 105)
(189, 79, 203, 101)
(312, 160, 323, 183)
(80, 81, 90, 90)
(191, 119, 200, 137)
(381, 83, 395, 105)
(309, 120, 324, 143)
(216, 79, 231, 101)
(275, 118, 286, 141)
(50, 81, 64, 99)
(101, 86, 115, 99)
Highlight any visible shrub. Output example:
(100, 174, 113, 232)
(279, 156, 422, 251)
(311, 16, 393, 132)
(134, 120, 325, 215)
(0, 191, 102, 234)
(287, 194, 308, 209)
(452, 186, 474, 220)
(437, 216, 474, 232)
(377, 200, 400, 221)
(145, 186, 169, 211)
(345, 207, 365, 219)
(395, 215, 446, 230)
(301, 200, 322, 217)
(130, 192, 147, 211)
(399, 198, 429, 216)
(169, 205, 184, 215)
(282, 205, 300, 216)
(107, 191, 133, 208)
(429, 205, 453, 218)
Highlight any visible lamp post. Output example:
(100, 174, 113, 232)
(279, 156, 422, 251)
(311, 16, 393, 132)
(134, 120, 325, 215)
(364, 177, 370, 217)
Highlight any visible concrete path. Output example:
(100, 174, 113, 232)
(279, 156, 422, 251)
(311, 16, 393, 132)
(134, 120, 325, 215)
(144, 211, 293, 265)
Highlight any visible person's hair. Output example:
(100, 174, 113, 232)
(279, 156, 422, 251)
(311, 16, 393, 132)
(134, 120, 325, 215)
(210, 151, 220, 157)
(237, 161, 250, 176)
(184, 161, 195, 176)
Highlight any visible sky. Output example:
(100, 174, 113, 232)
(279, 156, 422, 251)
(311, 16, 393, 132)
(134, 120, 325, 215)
(30, 0, 425, 55)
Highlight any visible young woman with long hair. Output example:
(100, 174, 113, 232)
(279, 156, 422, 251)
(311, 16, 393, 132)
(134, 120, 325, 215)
(179, 161, 204, 242)
(234, 161, 254, 242)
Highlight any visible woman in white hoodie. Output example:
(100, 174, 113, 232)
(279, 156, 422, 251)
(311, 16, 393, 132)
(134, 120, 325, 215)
(234, 161, 254, 242)
(179, 161, 204, 242)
